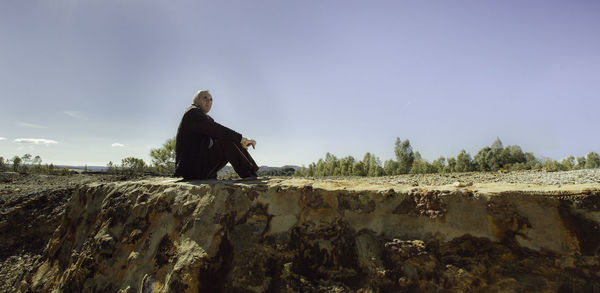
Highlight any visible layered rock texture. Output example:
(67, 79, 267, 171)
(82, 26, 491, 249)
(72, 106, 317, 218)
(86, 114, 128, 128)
(13, 176, 600, 292)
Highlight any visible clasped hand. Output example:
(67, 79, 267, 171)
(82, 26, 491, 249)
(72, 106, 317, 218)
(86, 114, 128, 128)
(241, 137, 256, 150)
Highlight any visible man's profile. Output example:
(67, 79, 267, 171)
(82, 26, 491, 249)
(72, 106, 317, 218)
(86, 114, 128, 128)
(174, 90, 259, 180)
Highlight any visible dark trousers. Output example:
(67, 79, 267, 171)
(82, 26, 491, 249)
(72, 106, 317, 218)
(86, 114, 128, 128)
(205, 139, 259, 179)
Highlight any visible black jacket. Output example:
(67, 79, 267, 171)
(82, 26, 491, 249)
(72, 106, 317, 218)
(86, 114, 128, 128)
(174, 104, 242, 178)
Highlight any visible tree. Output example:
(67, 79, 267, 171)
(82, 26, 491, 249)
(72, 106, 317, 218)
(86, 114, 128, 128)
(431, 157, 447, 173)
(410, 152, 435, 174)
(28, 156, 43, 173)
(60, 167, 74, 176)
(295, 163, 317, 177)
(339, 156, 355, 176)
(11, 156, 22, 172)
(32, 155, 42, 165)
(364, 153, 384, 176)
(491, 137, 503, 151)
(586, 152, 600, 169)
(307, 163, 316, 177)
(544, 158, 566, 172)
(474, 138, 530, 171)
(474, 144, 504, 171)
(22, 153, 32, 165)
(384, 159, 399, 176)
(396, 138, 414, 174)
(362, 153, 384, 177)
(561, 156, 575, 170)
(121, 157, 147, 175)
(474, 147, 492, 171)
(506, 145, 526, 166)
(0, 156, 6, 171)
(294, 136, 594, 177)
(455, 150, 475, 172)
(18, 153, 33, 172)
(445, 157, 456, 173)
(150, 138, 176, 175)
(314, 158, 326, 177)
(106, 161, 116, 174)
(576, 157, 586, 169)
(525, 152, 538, 169)
(324, 153, 339, 176)
(352, 161, 366, 176)
(393, 137, 402, 161)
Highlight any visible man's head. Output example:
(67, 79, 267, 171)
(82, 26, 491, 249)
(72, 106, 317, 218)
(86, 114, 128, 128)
(193, 90, 212, 114)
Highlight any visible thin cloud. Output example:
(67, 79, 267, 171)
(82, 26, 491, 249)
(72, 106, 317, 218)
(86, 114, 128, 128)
(0, 137, 5, 140)
(63, 110, 84, 119)
(14, 138, 58, 145)
(111, 143, 125, 147)
(17, 122, 48, 129)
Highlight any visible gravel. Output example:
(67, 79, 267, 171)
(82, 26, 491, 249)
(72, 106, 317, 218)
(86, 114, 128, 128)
(360, 169, 600, 186)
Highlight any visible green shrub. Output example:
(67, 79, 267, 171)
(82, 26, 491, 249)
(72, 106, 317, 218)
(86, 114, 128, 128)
(586, 152, 600, 169)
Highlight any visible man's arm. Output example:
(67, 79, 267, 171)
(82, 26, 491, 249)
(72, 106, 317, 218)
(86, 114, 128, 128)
(185, 108, 242, 142)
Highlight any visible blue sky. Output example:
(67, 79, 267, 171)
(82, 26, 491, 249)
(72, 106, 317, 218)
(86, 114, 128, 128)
(1, 0, 599, 167)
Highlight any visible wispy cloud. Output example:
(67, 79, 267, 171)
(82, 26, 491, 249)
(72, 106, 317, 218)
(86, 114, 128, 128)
(111, 143, 125, 147)
(0, 137, 6, 141)
(17, 122, 48, 129)
(14, 138, 58, 145)
(63, 110, 84, 119)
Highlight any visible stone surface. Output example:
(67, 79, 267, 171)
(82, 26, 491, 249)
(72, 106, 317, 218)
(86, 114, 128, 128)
(0, 173, 126, 292)
(5, 175, 595, 292)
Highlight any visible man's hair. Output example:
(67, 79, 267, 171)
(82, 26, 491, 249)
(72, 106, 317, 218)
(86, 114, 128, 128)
(193, 90, 210, 104)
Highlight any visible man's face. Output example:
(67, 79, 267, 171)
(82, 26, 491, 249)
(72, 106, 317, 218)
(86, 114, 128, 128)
(198, 94, 212, 114)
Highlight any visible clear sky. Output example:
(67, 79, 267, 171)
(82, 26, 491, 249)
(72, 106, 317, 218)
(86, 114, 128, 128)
(1, 0, 599, 167)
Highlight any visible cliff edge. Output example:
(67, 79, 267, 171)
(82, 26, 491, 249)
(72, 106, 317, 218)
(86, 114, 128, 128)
(17, 176, 600, 292)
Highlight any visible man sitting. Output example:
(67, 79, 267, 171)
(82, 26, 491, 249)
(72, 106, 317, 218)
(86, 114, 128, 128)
(174, 90, 259, 180)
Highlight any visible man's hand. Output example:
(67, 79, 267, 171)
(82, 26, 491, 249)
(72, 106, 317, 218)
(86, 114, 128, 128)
(241, 138, 257, 150)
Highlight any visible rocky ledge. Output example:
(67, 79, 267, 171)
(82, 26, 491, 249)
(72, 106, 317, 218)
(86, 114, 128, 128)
(19, 177, 600, 292)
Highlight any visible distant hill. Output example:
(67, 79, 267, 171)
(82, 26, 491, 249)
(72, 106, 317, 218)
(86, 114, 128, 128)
(15, 164, 108, 172)
(55, 165, 107, 172)
(258, 165, 301, 172)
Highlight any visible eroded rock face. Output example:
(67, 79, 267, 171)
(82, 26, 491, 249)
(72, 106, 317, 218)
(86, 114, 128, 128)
(20, 178, 600, 292)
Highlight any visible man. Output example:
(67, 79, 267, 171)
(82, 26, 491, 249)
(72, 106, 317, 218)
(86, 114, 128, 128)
(174, 90, 259, 180)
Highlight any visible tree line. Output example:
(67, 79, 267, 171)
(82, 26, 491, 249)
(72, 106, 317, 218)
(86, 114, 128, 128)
(105, 138, 176, 176)
(0, 154, 74, 175)
(0, 138, 176, 177)
(4, 137, 597, 177)
(294, 138, 600, 177)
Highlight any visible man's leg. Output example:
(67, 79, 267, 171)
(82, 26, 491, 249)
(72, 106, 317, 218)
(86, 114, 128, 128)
(214, 139, 259, 178)
(205, 144, 228, 179)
